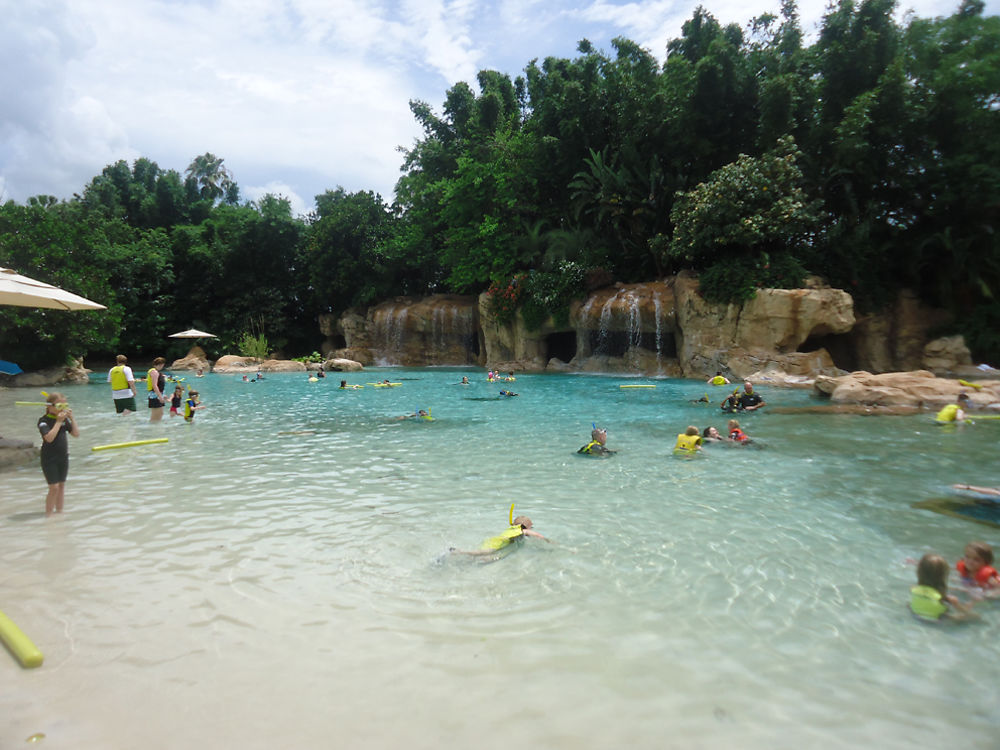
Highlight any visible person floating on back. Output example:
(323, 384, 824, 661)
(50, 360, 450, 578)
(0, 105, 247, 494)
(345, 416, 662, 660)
(910, 553, 977, 622)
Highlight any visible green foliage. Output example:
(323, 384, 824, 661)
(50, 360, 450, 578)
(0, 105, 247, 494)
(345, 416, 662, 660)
(486, 274, 527, 324)
(292, 352, 324, 363)
(520, 262, 588, 331)
(697, 252, 807, 304)
(237, 322, 270, 362)
(669, 136, 824, 265)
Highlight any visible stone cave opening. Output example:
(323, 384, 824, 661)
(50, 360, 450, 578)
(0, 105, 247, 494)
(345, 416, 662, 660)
(545, 331, 577, 364)
(798, 332, 858, 372)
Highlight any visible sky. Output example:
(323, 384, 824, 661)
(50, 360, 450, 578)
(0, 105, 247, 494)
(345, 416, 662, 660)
(0, 0, 989, 216)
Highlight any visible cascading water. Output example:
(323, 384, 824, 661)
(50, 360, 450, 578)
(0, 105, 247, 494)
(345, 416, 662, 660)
(653, 289, 664, 373)
(376, 305, 408, 365)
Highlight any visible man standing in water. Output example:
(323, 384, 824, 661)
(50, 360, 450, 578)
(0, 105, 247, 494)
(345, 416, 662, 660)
(739, 381, 766, 412)
(107, 354, 136, 414)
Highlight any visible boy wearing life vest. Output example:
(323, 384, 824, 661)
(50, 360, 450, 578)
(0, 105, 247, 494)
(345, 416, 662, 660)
(107, 354, 136, 414)
(184, 390, 206, 423)
(674, 425, 703, 455)
(707, 371, 730, 386)
(451, 514, 550, 559)
(956, 541, 1000, 591)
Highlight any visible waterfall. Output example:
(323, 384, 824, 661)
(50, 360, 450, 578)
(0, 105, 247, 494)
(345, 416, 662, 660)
(432, 305, 447, 364)
(653, 289, 663, 373)
(594, 291, 618, 356)
(376, 305, 408, 365)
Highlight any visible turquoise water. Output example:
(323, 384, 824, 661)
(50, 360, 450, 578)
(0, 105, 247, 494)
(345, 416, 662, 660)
(1, 369, 998, 749)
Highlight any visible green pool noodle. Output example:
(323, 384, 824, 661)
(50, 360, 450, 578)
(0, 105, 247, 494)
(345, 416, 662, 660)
(0, 608, 43, 668)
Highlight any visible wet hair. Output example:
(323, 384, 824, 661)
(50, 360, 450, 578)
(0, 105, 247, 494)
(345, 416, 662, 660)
(685, 425, 699, 436)
(189, 390, 199, 397)
(591, 427, 606, 441)
(340, 380, 347, 387)
(916, 553, 950, 594)
(45, 392, 65, 407)
(116, 354, 128, 364)
(702, 426, 716, 438)
(958, 393, 969, 401)
(727, 419, 740, 430)
(965, 541, 994, 565)
(512, 515, 532, 529)
(715, 371, 722, 376)
(153, 356, 166, 366)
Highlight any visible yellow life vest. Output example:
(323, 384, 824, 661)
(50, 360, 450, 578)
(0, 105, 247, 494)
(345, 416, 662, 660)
(109, 365, 130, 391)
(674, 433, 702, 454)
(710, 375, 727, 385)
(147, 368, 158, 392)
(910, 585, 947, 621)
(935, 404, 960, 422)
(479, 526, 524, 551)
(579, 440, 601, 455)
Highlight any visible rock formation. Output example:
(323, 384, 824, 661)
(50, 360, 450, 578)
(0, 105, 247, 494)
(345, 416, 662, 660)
(170, 346, 212, 372)
(321, 275, 978, 384)
(814, 370, 1000, 409)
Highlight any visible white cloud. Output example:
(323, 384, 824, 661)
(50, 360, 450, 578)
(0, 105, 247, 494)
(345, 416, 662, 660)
(242, 181, 311, 218)
(1, 0, 997, 208)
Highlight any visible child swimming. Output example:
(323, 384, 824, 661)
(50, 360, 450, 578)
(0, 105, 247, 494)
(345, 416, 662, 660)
(451, 513, 549, 560)
(727, 419, 750, 444)
(674, 425, 703, 455)
(910, 553, 977, 622)
(956, 541, 1000, 590)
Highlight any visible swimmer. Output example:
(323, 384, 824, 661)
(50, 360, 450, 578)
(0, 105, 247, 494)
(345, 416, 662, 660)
(169, 385, 183, 416)
(739, 381, 766, 411)
(578, 427, 615, 456)
(702, 426, 726, 442)
(707, 371, 730, 385)
(459, 376, 470, 385)
(935, 393, 970, 423)
(727, 419, 750, 444)
(450, 514, 550, 559)
(910, 553, 977, 622)
(952, 484, 1000, 497)
(674, 425, 703, 455)
(956, 541, 1000, 591)
(396, 409, 431, 420)
(499, 390, 519, 397)
(316, 369, 325, 378)
(720, 389, 742, 413)
(691, 394, 710, 403)
(242, 375, 249, 382)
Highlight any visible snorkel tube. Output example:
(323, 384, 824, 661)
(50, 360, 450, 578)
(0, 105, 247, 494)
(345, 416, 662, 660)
(509, 503, 515, 526)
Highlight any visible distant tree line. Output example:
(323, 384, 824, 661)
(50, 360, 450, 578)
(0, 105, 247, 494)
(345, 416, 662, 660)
(1, 0, 998, 370)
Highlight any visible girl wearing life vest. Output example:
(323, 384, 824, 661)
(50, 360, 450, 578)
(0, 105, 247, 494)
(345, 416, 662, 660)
(450, 509, 550, 559)
(727, 419, 750, 444)
(910, 553, 977, 622)
(956, 542, 1000, 590)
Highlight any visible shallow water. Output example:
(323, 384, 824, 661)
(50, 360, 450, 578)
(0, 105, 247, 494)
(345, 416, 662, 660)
(1, 369, 998, 749)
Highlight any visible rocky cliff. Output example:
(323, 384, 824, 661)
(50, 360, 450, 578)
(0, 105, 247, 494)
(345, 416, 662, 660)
(322, 276, 973, 382)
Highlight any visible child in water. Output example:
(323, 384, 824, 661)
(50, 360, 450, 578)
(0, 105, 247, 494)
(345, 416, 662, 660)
(184, 390, 206, 422)
(38, 392, 80, 517)
(910, 553, 977, 622)
(451, 515, 549, 559)
(169, 385, 184, 416)
(728, 419, 750, 444)
(674, 425, 703, 455)
(957, 541, 1000, 591)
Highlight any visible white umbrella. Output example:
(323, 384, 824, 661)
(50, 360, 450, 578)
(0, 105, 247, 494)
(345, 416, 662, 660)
(0, 267, 106, 310)
(168, 329, 218, 339)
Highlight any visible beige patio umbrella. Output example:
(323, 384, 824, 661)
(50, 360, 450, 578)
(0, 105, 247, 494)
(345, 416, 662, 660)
(168, 328, 217, 339)
(0, 267, 106, 310)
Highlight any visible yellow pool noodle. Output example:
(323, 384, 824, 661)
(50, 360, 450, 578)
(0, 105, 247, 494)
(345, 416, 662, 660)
(958, 379, 983, 390)
(15, 402, 48, 406)
(0, 608, 43, 669)
(92, 438, 169, 452)
(619, 385, 656, 389)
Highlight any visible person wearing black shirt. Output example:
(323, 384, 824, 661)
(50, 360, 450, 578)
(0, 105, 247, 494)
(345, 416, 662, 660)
(739, 381, 766, 411)
(37, 392, 80, 516)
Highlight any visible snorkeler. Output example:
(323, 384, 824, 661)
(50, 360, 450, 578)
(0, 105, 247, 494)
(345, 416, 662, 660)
(499, 390, 519, 397)
(720, 389, 742, 413)
(578, 427, 615, 456)
(396, 409, 432, 420)
(450, 507, 550, 559)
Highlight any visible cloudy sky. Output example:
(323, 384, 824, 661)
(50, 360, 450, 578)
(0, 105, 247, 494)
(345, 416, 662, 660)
(0, 0, 988, 216)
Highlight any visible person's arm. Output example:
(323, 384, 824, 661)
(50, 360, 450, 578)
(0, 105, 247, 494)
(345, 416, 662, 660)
(523, 529, 552, 543)
(65, 409, 80, 438)
(126, 368, 136, 396)
(944, 593, 979, 621)
(42, 411, 69, 443)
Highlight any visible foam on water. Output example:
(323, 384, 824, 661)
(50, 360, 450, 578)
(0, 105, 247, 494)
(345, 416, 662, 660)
(1, 370, 998, 749)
